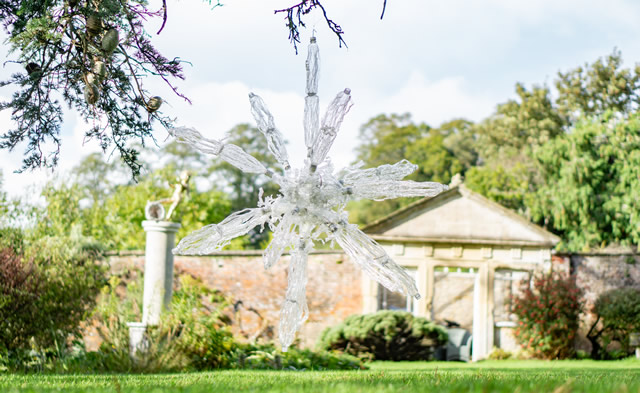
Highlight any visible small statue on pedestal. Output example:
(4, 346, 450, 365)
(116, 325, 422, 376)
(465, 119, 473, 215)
(145, 170, 191, 221)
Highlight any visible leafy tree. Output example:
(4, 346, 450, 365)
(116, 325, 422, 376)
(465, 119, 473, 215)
(468, 49, 640, 219)
(555, 49, 640, 123)
(24, 146, 231, 250)
(529, 112, 640, 251)
(466, 83, 563, 214)
(439, 118, 478, 171)
(5, 120, 299, 251)
(0, 0, 385, 175)
(207, 124, 281, 248)
(71, 152, 125, 204)
(350, 114, 471, 225)
(355, 113, 425, 171)
(464, 164, 531, 214)
(208, 124, 280, 212)
(0, 230, 106, 354)
(101, 164, 232, 250)
(475, 50, 639, 165)
(475, 83, 564, 162)
(405, 130, 462, 184)
(350, 114, 427, 225)
(91, 149, 233, 250)
(35, 181, 87, 239)
(160, 140, 209, 173)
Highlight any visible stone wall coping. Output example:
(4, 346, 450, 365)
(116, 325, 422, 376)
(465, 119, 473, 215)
(556, 247, 638, 257)
(106, 249, 345, 257)
(371, 235, 556, 247)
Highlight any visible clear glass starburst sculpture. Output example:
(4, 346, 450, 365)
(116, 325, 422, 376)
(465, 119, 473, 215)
(169, 37, 448, 351)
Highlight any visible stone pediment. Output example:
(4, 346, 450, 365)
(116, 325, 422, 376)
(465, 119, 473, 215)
(363, 184, 559, 247)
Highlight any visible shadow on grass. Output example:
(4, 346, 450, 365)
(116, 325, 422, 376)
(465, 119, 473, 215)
(368, 358, 640, 372)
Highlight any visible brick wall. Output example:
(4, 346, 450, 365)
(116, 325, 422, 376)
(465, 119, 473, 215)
(102, 249, 640, 353)
(107, 250, 363, 348)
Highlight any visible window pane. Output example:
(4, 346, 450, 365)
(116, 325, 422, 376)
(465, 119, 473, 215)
(377, 268, 416, 313)
(494, 269, 529, 322)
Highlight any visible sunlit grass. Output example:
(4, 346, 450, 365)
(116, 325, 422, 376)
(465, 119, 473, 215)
(1, 359, 639, 393)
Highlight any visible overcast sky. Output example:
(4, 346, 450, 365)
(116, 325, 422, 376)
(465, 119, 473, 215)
(3, 0, 640, 200)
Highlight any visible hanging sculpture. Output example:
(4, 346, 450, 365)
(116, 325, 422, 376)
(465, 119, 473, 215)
(170, 37, 448, 351)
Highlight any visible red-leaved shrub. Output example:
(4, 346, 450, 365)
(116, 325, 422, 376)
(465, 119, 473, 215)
(0, 248, 42, 351)
(511, 271, 583, 359)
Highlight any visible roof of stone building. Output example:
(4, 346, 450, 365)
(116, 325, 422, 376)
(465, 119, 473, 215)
(363, 184, 560, 247)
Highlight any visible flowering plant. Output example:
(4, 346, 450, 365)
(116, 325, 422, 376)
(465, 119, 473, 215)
(511, 271, 583, 359)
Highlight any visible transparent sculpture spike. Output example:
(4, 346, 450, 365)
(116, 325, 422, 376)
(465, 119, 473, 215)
(171, 37, 448, 351)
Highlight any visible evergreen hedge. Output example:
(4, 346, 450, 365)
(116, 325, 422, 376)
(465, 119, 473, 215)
(317, 310, 448, 361)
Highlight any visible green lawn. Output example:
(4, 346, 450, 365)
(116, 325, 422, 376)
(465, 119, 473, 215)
(1, 359, 639, 393)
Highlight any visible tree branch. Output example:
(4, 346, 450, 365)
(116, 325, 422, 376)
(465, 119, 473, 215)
(274, 0, 346, 54)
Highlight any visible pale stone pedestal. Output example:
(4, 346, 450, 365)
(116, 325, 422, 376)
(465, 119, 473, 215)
(127, 322, 148, 356)
(141, 220, 181, 325)
(128, 220, 181, 354)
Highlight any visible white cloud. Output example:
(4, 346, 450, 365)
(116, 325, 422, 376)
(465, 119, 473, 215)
(374, 72, 495, 126)
(157, 80, 308, 166)
(158, 72, 496, 172)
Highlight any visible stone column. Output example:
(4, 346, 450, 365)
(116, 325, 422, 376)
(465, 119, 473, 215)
(361, 274, 378, 314)
(141, 220, 181, 325)
(471, 265, 490, 362)
(425, 262, 435, 320)
(415, 261, 428, 317)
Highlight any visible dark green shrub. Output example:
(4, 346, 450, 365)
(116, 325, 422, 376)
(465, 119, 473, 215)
(587, 287, 640, 359)
(511, 271, 583, 359)
(0, 233, 106, 355)
(317, 310, 448, 361)
(232, 344, 365, 370)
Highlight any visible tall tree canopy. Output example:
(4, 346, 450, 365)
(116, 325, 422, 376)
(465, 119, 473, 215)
(467, 49, 640, 217)
(349, 113, 475, 225)
(0, 0, 386, 176)
(206, 123, 281, 248)
(208, 124, 280, 212)
(530, 112, 640, 251)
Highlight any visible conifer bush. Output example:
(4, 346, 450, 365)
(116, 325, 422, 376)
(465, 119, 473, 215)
(588, 287, 640, 359)
(317, 310, 448, 361)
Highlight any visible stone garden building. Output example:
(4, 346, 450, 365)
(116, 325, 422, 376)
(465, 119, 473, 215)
(360, 183, 560, 361)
